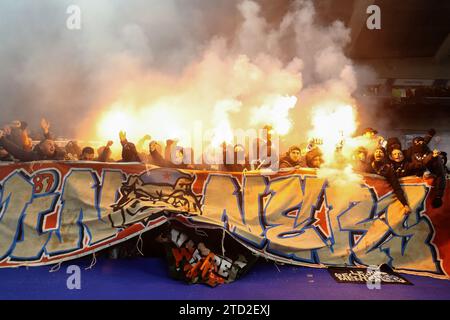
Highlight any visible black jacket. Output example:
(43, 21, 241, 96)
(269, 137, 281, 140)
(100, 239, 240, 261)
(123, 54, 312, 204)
(279, 154, 306, 169)
(120, 140, 141, 162)
(365, 160, 408, 206)
(0, 137, 64, 162)
(390, 154, 433, 178)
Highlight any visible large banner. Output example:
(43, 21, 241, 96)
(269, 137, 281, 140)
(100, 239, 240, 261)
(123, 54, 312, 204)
(0, 162, 449, 280)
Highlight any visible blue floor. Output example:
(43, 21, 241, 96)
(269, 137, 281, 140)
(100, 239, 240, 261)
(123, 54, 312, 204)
(0, 257, 449, 300)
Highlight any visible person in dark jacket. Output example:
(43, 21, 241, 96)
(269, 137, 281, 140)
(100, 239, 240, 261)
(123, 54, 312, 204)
(386, 137, 404, 156)
(0, 129, 65, 162)
(80, 146, 95, 161)
(389, 146, 438, 178)
(279, 145, 306, 169)
(405, 129, 446, 208)
(119, 131, 141, 163)
(305, 147, 324, 169)
(365, 147, 411, 215)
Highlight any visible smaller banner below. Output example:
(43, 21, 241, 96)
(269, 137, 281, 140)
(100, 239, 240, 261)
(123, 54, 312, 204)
(328, 265, 413, 286)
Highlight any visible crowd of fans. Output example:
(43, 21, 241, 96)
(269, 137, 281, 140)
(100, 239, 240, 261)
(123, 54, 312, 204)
(0, 119, 448, 211)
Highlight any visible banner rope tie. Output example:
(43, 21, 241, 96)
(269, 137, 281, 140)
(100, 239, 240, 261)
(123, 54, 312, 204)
(85, 252, 97, 270)
(221, 228, 226, 257)
(49, 262, 62, 273)
(136, 233, 144, 256)
(274, 262, 281, 273)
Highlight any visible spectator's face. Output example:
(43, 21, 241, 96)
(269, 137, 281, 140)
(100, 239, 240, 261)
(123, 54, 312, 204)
(374, 149, 385, 161)
(311, 156, 322, 168)
(82, 152, 95, 161)
(391, 149, 404, 163)
(40, 140, 56, 156)
(289, 150, 301, 163)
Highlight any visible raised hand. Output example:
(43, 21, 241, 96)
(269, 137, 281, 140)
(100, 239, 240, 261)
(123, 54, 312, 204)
(40, 118, 50, 134)
(432, 149, 441, 158)
(119, 131, 127, 142)
(310, 138, 323, 146)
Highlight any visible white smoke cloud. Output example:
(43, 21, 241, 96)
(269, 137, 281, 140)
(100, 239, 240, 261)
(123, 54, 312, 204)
(0, 0, 376, 150)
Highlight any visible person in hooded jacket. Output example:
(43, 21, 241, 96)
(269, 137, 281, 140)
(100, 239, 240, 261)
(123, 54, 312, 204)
(119, 131, 141, 163)
(365, 146, 411, 215)
(305, 147, 324, 169)
(387, 138, 439, 178)
(405, 129, 446, 208)
(279, 145, 306, 169)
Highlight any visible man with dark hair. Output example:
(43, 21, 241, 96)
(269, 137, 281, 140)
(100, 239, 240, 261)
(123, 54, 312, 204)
(365, 147, 411, 215)
(279, 145, 306, 169)
(80, 146, 95, 161)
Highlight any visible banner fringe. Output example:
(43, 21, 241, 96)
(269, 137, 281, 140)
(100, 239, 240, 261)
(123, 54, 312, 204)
(85, 253, 97, 270)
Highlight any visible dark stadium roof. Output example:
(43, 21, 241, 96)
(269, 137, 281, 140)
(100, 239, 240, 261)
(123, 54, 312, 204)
(262, 0, 450, 60)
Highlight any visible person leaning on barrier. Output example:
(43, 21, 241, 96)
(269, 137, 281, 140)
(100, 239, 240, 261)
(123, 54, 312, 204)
(388, 144, 439, 179)
(0, 128, 65, 162)
(305, 147, 324, 169)
(279, 145, 306, 169)
(119, 131, 141, 163)
(365, 146, 411, 215)
(404, 129, 446, 208)
(80, 146, 96, 161)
